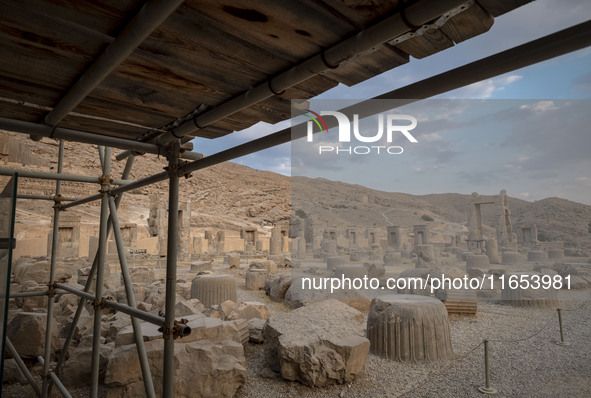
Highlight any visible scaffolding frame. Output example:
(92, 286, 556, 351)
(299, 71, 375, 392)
(1, 16, 590, 398)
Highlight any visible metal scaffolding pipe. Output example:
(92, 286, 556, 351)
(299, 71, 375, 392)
(154, 0, 469, 145)
(163, 150, 180, 398)
(54, 155, 135, 375)
(43, 0, 184, 127)
(37, 356, 73, 398)
(0, 117, 164, 154)
(108, 195, 156, 397)
(16, 194, 77, 202)
(41, 139, 63, 398)
(54, 20, 591, 208)
(0, 166, 130, 186)
(5, 338, 42, 397)
(55, 283, 165, 326)
(90, 146, 111, 398)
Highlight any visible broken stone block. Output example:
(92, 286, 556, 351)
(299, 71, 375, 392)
(77, 265, 110, 287)
(176, 281, 193, 300)
(383, 250, 401, 266)
(248, 318, 266, 343)
(225, 252, 241, 268)
(14, 260, 71, 285)
(263, 299, 369, 387)
(245, 269, 267, 290)
(365, 262, 385, 278)
(326, 256, 348, 271)
(112, 284, 145, 304)
(466, 253, 490, 269)
(249, 260, 276, 274)
(2, 358, 26, 384)
(191, 274, 237, 308)
(367, 295, 453, 362)
(175, 298, 204, 317)
(218, 300, 239, 320)
(502, 251, 523, 265)
(547, 249, 564, 259)
(7, 312, 57, 358)
(266, 274, 292, 302)
(105, 339, 245, 397)
(226, 301, 269, 321)
(414, 245, 441, 269)
(527, 250, 547, 262)
(284, 277, 370, 312)
(61, 344, 113, 387)
(334, 264, 367, 280)
(124, 266, 155, 284)
(190, 260, 213, 272)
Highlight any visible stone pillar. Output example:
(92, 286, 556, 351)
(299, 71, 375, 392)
(485, 239, 500, 264)
(190, 274, 237, 307)
(413, 225, 430, 247)
(270, 225, 282, 255)
(297, 231, 306, 259)
(386, 226, 402, 250)
(367, 295, 453, 362)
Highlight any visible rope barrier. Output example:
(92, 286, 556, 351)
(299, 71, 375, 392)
(393, 299, 589, 397)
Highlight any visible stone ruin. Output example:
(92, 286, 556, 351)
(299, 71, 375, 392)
(47, 213, 81, 258)
(367, 295, 453, 363)
(148, 194, 191, 258)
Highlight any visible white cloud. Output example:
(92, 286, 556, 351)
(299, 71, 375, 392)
(445, 74, 523, 99)
(519, 100, 558, 114)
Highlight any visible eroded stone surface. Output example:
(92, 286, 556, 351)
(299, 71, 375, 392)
(263, 299, 369, 387)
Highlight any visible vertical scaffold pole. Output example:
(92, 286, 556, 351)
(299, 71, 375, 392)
(90, 146, 111, 398)
(162, 146, 180, 398)
(53, 156, 135, 377)
(108, 196, 156, 397)
(41, 139, 64, 397)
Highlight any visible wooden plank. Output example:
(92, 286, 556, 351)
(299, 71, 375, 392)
(58, 115, 147, 140)
(306, 0, 401, 29)
(0, 76, 62, 107)
(194, 125, 233, 139)
(8, 0, 143, 37)
(187, 0, 358, 62)
(0, 102, 45, 123)
(477, 0, 534, 17)
(0, 5, 106, 91)
(440, 2, 494, 44)
(325, 44, 409, 86)
(394, 28, 454, 59)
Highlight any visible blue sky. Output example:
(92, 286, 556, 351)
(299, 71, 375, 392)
(191, 0, 591, 204)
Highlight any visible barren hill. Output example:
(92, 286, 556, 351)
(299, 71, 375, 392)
(2, 131, 591, 245)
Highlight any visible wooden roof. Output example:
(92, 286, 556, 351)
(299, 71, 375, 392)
(0, 0, 532, 143)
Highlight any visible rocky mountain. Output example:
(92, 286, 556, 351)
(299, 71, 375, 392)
(2, 130, 590, 245)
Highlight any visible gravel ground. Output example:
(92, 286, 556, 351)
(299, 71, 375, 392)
(4, 262, 590, 397)
(236, 289, 591, 398)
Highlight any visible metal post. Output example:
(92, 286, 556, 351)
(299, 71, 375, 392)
(5, 338, 42, 397)
(90, 146, 111, 398)
(108, 196, 156, 397)
(478, 340, 497, 395)
(54, 155, 135, 376)
(41, 139, 63, 397)
(556, 308, 571, 346)
(37, 356, 73, 398)
(163, 147, 180, 398)
(0, 166, 130, 185)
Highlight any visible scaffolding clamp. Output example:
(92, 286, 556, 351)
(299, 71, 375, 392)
(93, 296, 111, 310)
(47, 282, 57, 299)
(159, 318, 191, 340)
(98, 175, 113, 185)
